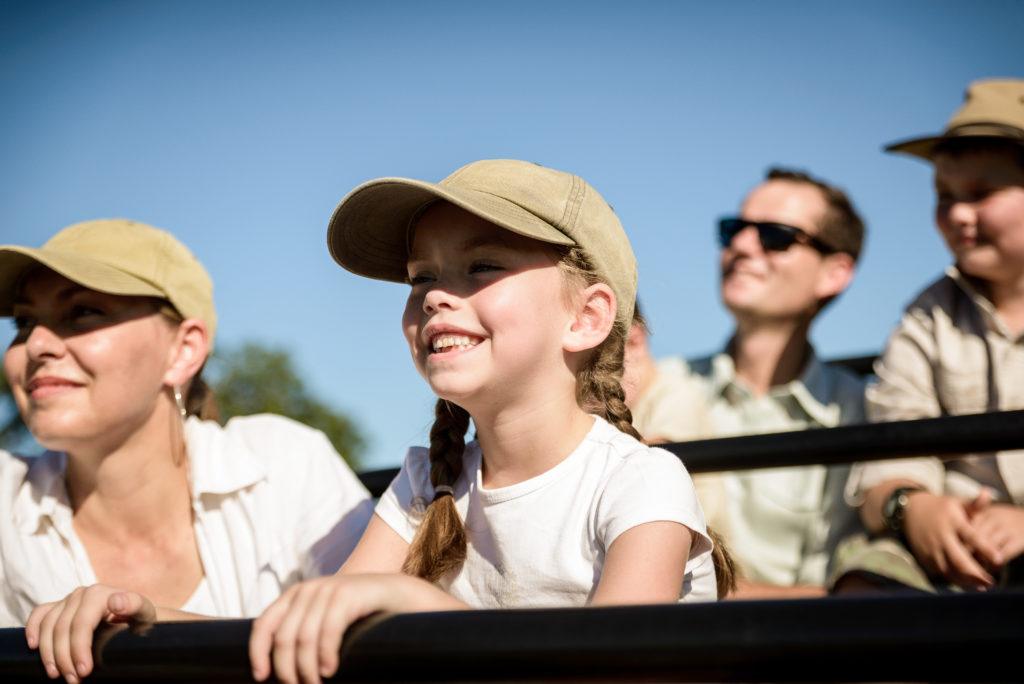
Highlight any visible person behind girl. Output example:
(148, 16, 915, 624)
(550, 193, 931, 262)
(1, 219, 373, 681)
(247, 159, 734, 684)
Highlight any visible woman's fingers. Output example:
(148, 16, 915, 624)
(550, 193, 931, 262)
(250, 587, 298, 682)
(50, 588, 86, 682)
(25, 602, 57, 650)
(107, 591, 157, 627)
(37, 598, 66, 679)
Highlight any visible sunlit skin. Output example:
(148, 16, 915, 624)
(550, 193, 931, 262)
(5, 270, 179, 458)
(716, 179, 855, 599)
(933, 148, 1024, 297)
(859, 147, 1024, 592)
(402, 202, 582, 432)
(720, 180, 838, 323)
(9, 268, 210, 684)
(240, 202, 694, 684)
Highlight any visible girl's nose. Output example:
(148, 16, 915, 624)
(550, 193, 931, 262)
(422, 285, 458, 315)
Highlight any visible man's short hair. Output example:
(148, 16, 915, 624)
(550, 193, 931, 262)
(765, 168, 866, 264)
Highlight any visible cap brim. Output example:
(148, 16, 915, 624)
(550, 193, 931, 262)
(0, 246, 166, 316)
(327, 177, 575, 282)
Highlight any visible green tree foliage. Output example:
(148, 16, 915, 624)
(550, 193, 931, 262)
(209, 342, 365, 468)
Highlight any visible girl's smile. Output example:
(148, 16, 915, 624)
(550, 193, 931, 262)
(402, 202, 576, 408)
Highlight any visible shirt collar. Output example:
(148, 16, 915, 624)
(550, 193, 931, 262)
(946, 265, 1016, 340)
(710, 346, 841, 428)
(185, 417, 267, 498)
(13, 451, 72, 535)
(12, 418, 268, 534)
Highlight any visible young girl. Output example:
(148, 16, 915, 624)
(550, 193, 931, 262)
(248, 159, 733, 684)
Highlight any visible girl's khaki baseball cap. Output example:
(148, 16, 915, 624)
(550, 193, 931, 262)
(886, 78, 1024, 160)
(0, 219, 217, 344)
(326, 159, 638, 325)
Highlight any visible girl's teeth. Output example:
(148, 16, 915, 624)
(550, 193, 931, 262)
(432, 334, 480, 352)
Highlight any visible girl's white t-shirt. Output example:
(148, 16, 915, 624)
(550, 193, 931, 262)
(375, 416, 717, 606)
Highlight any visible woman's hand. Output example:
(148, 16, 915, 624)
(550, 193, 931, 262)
(902, 492, 999, 590)
(25, 585, 156, 682)
(249, 573, 464, 684)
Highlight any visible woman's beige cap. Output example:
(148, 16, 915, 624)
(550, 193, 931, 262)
(886, 78, 1024, 160)
(0, 219, 217, 344)
(327, 159, 638, 325)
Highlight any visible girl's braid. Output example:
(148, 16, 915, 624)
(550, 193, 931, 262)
(401, 399, 470, 582)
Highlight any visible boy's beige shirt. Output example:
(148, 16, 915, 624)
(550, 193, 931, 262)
(847, 267, 1024, 505)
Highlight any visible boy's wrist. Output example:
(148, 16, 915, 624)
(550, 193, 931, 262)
(882, 486, 926, 535)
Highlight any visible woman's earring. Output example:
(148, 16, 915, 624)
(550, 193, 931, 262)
(173, 385, 187, 421)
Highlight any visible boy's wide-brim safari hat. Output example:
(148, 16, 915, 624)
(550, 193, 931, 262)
(885, 78, 1024, 160)
(0, 219, 217, 344)
(326, 159, 638, 325)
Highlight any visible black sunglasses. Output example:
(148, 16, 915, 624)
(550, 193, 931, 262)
(717, 217, 836, 254)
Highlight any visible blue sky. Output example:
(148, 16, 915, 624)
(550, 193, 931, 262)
(2, 1, 1022, 469)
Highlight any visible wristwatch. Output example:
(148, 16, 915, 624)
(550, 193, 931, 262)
(882, 486, 924, 534)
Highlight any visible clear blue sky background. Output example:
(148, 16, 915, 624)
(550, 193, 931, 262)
(2, 1, 1021, 469)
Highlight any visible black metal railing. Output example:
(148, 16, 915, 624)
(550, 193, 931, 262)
(0, 591, 1019, 682)
(4, 391, 1022, 683)
(358, 408, 1024, 497)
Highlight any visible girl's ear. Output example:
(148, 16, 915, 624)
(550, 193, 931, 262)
(163, 319, 210, 388)
(563, 283, 616, 353)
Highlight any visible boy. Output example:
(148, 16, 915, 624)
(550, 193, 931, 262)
(840, 79, 1024, 592)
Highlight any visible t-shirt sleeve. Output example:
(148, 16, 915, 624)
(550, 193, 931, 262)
(373, 447, 432, 544)
(595, 447, 712, 561)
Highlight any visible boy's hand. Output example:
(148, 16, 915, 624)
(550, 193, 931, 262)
(971, 503, 1024, 569)
(25, 585, 156, 683)
(902, 492, 997, 590)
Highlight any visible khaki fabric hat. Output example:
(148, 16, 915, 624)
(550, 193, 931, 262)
(886, 78, 1024, 160)
(0, 219, 217, 344)
(327, 159, 638, 325)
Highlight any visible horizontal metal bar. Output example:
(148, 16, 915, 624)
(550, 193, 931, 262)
(0, 592, 1019, 682)
(357, 409, 1024, 497)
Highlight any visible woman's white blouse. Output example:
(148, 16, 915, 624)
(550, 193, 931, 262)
(0, 414, 374, 626)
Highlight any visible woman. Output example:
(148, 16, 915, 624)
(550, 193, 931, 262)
(0, 219, 373, 679)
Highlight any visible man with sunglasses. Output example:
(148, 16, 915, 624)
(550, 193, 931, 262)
(688, 167, 867, 599)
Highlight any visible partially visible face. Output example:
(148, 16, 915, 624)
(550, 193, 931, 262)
(3, 269, 179, 452)
(933, 148, 1024, 285)
(402, 202, 576, 408)
(720, 180, 835, 321)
